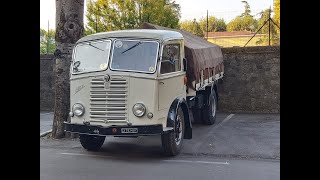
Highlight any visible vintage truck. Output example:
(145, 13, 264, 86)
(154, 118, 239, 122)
(65, 24, 224, 156)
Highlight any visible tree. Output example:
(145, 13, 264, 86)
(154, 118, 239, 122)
(40, 28, 46, 38)
(227, 16, 257, 32)
(85, 0, 180, 34)
(199, 16, 226, 33)
(257, 9, 277, 35)
(179, 18, 204, 37)
(241, 1, 252, 17)
(273, 0, 280, 33)
(215, 18, 227, 32)
(86, 0, 137, 33)
(255, 9, 279, 45)
(40, 28, 56, 54)
(40, 28, 47, 53)
(52, 0, 84, 139)
(227, 1, 257, 31)
(139, 0, 180, 28)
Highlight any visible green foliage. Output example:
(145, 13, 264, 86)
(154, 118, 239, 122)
(215, 18, 227, 32)
(241, 1, 252, 17)
(199, 16, 226, 33)
(273, 0, 280, 33)
(227, 1, 257, 32)
(40, 29, 46, 37)
(227, 16, 257, 32)
(85, 0, 180, 34)
(255, 9, 279, 45)
(257, 9, 274, 34)
(179, 19, 204, 37)
(180, 15, 225, 37)
(40, 28, 56, 54)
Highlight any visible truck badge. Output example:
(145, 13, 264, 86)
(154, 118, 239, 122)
(75, 85, 85, 95)
(93, 129, 99, 134)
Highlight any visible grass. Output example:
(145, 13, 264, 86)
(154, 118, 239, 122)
(207, 35, 270, 47)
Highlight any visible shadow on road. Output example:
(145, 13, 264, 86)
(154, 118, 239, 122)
(41, 113, 280, 161)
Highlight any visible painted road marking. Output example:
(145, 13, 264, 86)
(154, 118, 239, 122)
(162, 159, 229, 165)
(40, 129, 52, 137)
(193, 113, 235, 151)
(60, 153, 230, 165)
(218, 113, 235, 127)
(40, 112, 53, 115)
(61, 152, 113, 158)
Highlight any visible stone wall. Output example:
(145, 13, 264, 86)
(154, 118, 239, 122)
(40, 54, 55, 111)
(218, 46, 280, 113)
(40, 46, 280, 113)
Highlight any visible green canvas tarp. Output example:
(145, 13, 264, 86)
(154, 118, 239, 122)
(140, 23, 224, 90)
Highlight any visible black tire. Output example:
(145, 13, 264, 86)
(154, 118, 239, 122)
(191, 109, 203, 124)
(161, 107, 185, 156)
(202, 87, 217, 125)
(79, 134, 105, 151)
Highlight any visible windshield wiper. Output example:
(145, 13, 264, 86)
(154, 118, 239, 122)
(73, 61, 81, 72)
(88, 42, 104, 51)
(121, 41, 142, 54)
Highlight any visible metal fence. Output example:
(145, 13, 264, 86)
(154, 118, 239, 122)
(197, 9, 280, 47)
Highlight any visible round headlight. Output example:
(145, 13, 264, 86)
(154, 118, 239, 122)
(72, 103, 85, 116)
(132, 103, 146, 117)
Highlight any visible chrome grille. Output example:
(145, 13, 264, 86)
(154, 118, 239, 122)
(90, 76, 128, 124)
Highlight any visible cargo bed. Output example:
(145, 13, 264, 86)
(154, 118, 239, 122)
(140, 23, 224, 94)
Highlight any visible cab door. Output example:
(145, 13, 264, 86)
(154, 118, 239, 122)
(158, 40, 186, 110)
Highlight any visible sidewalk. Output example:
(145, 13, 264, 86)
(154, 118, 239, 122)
(40, 112, 53, 135)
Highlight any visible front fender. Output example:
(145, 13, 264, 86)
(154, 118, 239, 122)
(166, 97, 192, 139)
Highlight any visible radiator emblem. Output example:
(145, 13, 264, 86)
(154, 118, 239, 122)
(93, 129, 99, 134)
(75, 85, 85, 95)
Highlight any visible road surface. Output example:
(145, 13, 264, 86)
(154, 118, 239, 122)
(40, 113, 280, 180)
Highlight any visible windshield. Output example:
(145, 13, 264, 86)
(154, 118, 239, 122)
(73, 40, 111, 74)
(110, 39, 159, 73)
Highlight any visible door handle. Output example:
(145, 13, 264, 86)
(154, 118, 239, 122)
(159, 82, 164, 85)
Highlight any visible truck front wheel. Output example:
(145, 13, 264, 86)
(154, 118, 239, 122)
(79, 134, 105, 151)
(202, 88, 217, 125)
(161, 107, 185, 156)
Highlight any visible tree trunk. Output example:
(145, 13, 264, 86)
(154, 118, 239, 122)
(52, 0, 84, 139)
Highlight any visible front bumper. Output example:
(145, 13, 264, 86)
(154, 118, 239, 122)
(64, 122, 168, 136)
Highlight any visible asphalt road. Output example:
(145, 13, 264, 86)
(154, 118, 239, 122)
(40, 113, 280, 180)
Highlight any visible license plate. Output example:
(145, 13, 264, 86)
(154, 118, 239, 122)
(121, 128, 138, 134)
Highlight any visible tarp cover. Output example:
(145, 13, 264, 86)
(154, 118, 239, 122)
(140, 23, 224, 90)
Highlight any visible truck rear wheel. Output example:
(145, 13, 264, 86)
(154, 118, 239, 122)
(161, 107, 185, 156)
(79, 134, 105, 151)
(202, 88, 217, 125)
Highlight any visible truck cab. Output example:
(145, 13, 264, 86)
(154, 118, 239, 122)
(65, 30, 193, 156)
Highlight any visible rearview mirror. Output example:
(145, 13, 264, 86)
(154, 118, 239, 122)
(183, 57, 187, 71)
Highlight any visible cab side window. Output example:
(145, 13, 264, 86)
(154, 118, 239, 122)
(160, 44, 181, 74)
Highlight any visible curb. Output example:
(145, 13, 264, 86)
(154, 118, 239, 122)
(40, 129, 52, 137)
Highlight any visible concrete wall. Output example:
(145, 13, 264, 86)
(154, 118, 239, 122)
(218, 46, 280, 113)
(40, 46, 280, 113)
(40, 54, 55, 111)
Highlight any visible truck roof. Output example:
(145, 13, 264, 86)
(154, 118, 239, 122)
(77, 29, 183, 43)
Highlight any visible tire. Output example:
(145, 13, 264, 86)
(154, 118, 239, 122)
(191, 109, 202, 124)
(161, 107, 185, 156)
(79, 134, 105, 151)
(202, 87, 217, 125)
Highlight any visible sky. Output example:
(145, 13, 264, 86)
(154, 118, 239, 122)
(40, 0, 274, 30)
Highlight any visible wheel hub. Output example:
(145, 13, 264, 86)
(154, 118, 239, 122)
(211, 95, 216, 117)
(175, 116, 183, 145)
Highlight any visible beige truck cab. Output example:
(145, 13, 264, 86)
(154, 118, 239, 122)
(65, 29, 224, 156)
